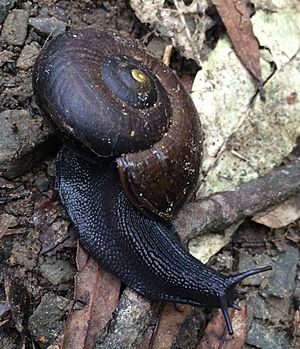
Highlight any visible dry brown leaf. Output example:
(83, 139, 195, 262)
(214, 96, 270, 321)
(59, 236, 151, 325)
(4, 275, 30, 335)
(197, 301, 248, 349)
(212, 0, 262, 84)
(150, 304, 195, 349)
(253, 195, 300, 228)
(62, 245, 121, 349)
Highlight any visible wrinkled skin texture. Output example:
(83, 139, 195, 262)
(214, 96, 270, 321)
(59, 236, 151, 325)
(56, 147, 271, 334)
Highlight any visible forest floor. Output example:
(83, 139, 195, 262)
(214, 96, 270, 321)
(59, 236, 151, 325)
(0, 1, 299, 349)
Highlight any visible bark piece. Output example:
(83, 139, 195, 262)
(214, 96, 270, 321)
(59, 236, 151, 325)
(62, 246, 120, 349)
(212, 0, 262, 83)
(174, 158, 300, 243)
(197, 301, 248, 349)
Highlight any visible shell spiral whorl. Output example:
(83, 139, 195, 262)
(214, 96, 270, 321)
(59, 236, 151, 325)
(101, 55, 158, 108)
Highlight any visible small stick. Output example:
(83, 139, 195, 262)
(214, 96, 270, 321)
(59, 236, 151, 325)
(162, 44, 173, 66)
(175, 158, 300, 242)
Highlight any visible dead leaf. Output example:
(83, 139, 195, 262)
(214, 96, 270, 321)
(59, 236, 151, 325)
(253, 195, 300, 228)
(130, 0, 208, 64)
(33, 192, 74, 254)
(212, 0, 262, 83)
(62, 245, 121, 349)
(197, 301, 248, 349)
(191, 9, 300, 259)
(150, 304, 195, 349)
(4, 275, 30, 335)
(252, 0, 300, 11)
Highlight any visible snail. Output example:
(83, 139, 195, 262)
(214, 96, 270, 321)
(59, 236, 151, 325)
(32, 28, 272, 335)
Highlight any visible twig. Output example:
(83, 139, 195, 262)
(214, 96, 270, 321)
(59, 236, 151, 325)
(175, 158, 300, 242)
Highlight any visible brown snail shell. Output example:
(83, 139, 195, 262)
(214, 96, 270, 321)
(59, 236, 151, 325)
(32, 28, 203, 221)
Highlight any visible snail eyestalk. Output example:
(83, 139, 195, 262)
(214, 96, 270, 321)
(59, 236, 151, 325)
(219, 265, 272, 334)
(228, 265, 273, 288)
(220, 297, 234, 335)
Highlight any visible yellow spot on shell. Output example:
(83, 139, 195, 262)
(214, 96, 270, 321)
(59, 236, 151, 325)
(131, 68, 151, 93)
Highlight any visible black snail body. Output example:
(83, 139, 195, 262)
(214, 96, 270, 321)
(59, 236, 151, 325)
(32, 28, 272, 335)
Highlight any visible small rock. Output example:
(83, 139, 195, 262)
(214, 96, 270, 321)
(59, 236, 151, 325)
(0, 177, 14, 188)
(29, 17, 67, 37)
(0, 0, 16, 24)
(146, 36, 169, 59)
(10, 230, 41, 270)
(35, 175, 50, 192)
(246, 321, 289, 349)
(82, 8, 109, 26)
(238, 251, 273, 286)
(266, 296, 291, 324)
(1, 9, 29, 45)
(0, 213, 18, 237)
(248, 294, 270, 320)
(95, 288, 154, 349)
(0, 328, 21, 349)
(39, 257, 76, 286)
(266, 245, 298, 298)
(0, 109, 52, 178)
(2, 59, 16, 74)
(28, 292, 71, 348)
(46, 159, 56, 177)
(293, 279, 300, 308)
(16, 42, 40, 70)
(0, 49, 14, 67)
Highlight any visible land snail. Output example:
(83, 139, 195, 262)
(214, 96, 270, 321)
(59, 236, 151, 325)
(32, 28, 272, 335)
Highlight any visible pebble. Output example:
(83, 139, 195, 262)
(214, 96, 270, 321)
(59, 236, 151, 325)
(246, 321, 289, 349)
(0, 328, 20, 349)
(1, 9, 29, 45)
(0, 0, 16, 24)
(0, 49, 14, 67)
(266, 245, 298, 298)
(0, 109, 51, 178)
(39, 257, 76, 286)
(16, 41, 40, 70)
(238, 251, 273, 286)
(247, 294, 270, 320)
(293, 279, 300, 308)
(35, 175, 50, 192)
(0, 177, 14, 188)
(29, 17, 67, 37)
(146, 36, 168, 59)
(28, 292, 71, 348)
(0, 213, 18, 228)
